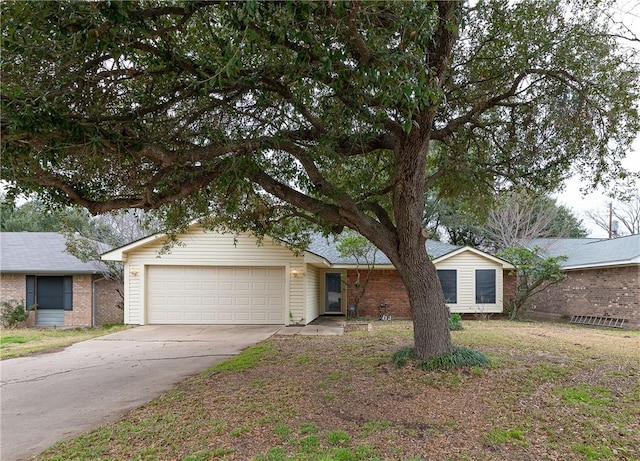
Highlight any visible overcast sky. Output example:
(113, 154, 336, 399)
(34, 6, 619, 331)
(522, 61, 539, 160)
(553, 0, 640, 238)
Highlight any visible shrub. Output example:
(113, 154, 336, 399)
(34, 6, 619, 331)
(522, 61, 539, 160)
(0, 299, 29, 328)
(448, 313, 464, 330)
(418, 346, 490, 371)
(393, 345, 489, 371)
(391, 346, 414, 367)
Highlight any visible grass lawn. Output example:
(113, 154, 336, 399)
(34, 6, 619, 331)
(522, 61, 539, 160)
(0, 324, 128, 360)
(35, 320, 639, 461)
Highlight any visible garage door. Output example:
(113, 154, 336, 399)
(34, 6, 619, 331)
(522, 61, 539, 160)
(147, 266, 285, 324)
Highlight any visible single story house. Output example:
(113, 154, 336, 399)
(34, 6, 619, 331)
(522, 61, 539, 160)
(0, 232, 124, 327)
(101, 224, 515, 326)
(523, 235, 640, 329)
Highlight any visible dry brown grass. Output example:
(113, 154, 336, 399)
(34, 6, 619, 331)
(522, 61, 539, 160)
(37, 320, 640, 461)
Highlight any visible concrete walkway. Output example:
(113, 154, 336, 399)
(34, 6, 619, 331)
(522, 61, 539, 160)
(275, 316, 345, 336)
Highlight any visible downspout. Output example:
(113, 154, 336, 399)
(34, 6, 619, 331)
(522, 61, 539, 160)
(92, 276, 106, 327)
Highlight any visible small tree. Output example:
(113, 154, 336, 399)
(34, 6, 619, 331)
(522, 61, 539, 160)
(486, 191, 587, 252)
(336, 230, 378, 317)
(498, 247, 567, 320)
(64, 209, 161, 309)
(0, 300, 29, 329)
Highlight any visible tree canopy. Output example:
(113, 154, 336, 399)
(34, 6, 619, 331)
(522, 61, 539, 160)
(2, 0, 638, 359)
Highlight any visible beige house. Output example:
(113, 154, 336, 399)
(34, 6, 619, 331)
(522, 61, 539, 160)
(102, 225, 515, 326)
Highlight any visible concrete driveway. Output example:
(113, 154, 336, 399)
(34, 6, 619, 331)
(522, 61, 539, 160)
(0, 325, 280, 461)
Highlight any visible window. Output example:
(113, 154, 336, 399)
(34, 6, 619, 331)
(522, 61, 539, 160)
(475, 269, 496, 304)
(26, 275, 73, 310)
(437, 270, 457, 304)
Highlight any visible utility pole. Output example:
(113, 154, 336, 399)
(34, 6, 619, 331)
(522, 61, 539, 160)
(608, 202, 613, 239)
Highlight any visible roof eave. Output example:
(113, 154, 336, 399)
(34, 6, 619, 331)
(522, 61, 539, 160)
(563, 260, 640, 271)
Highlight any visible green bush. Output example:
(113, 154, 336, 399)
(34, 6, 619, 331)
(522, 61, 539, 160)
(1, 299, 29, 328)
(448, 313, 464, 330)
(418, 346, 489, 371)
(393, 345, 489, 371)
(391, 346, 414, 367)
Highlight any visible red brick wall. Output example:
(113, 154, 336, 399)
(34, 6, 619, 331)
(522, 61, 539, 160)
(503, 270, 517, 306)
(345, 269, 411, 319)
(1, 274, 124, 327)
(528, 265, 640, 329)
(95, 278, 124, 325)
(63, 274, 93, 327)
(0, 274, 35, 327)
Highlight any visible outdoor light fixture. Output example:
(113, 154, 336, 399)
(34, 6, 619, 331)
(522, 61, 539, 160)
(129, 267, 139, 276)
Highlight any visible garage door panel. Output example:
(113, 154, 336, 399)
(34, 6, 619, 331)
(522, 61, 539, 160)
(147, 266, 285, 324)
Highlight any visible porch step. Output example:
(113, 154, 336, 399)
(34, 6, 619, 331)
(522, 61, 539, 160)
(36, 310, 65, 327)
(570, 315, 626, 329)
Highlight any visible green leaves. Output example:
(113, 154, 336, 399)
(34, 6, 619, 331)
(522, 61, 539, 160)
(1, 0, 637, 248)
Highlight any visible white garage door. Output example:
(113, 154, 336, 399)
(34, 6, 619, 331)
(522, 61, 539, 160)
(147, 266, 285, 324)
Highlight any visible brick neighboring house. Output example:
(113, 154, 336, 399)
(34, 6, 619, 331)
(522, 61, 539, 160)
(523, 235, 640, 329)
(0, 232, 124, 327)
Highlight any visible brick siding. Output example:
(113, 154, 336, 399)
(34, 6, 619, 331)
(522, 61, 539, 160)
(528, 265, 640, 329)
(345, 269, 411, 319)
(0, 273, 124, 327)
(63, 274, 93, 326)
(95, 278, 124, 325)
(346, 268, 517, 320)
(503, 270, 517, 306)
(0, 274, 34, 326)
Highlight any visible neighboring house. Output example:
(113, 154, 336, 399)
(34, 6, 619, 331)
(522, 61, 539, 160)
(523, 235, 640, 329)
(101, 224, 515, 326)
(0, 232, 124, 327)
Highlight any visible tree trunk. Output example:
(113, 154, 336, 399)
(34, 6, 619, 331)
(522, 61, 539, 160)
(395, 244, 453, 359)
(387, 134, 453, 360)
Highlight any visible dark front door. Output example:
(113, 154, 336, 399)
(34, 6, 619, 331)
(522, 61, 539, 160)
(325, 272, 342, 313)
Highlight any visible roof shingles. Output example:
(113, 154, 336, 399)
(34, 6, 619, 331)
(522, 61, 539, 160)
(0, 233, 106, 274)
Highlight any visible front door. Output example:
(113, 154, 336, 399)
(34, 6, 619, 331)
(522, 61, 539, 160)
(324, 272, 343, 314)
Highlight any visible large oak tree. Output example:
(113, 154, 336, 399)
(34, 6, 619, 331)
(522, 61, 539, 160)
(2, 0, 638, 359)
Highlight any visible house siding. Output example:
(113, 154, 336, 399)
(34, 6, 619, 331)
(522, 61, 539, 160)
(435, 252, 505, 314)
(0, 273, 122, 327)
(63, 274, 93, 327)
(305, 265, 321, 325)
(123, 227, 306, 325)
(0, 273, 35, 326)
(0, 273, 25, 304)
(346, 269, 409, 318)
(94, 278, 124, 325)
(345, 252, 509, 318)
(528, 265, 640, 329)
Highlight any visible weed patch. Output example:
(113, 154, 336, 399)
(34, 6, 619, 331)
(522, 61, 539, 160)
(203, 343, 275, 374)
(419, 346, 490, 371)
(483, 428, 528, 447)
(558, 384, 612, 406)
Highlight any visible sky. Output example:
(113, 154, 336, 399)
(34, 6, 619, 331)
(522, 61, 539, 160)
(553, 0, 640, 238)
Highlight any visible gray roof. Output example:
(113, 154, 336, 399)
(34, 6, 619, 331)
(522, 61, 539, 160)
(0, 232, 107, 274)
(523, 235, 640, 269)
(307, 233, 460, 265)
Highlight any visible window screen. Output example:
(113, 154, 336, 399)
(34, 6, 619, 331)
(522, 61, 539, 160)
(475, 269, 496, 304)
(437, 270, 457, 304)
